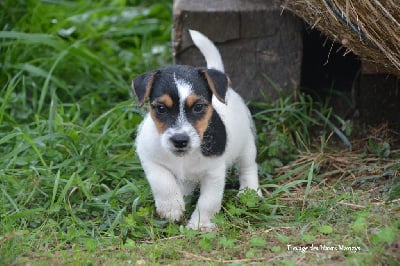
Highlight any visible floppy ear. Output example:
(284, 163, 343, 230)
(131, 71, 159, 107)
(200, 69, 229, 104)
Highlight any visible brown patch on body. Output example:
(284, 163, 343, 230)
(150, 94, 174, 133)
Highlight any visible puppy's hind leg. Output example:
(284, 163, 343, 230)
(237, 142, 262, 197)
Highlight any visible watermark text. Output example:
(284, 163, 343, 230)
(287, 244, 361, 254)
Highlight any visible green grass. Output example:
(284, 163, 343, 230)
(1, 1, 399, 265)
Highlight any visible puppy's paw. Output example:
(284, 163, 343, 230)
(186, 220, 216, 232)
(155, 198, 185, 221)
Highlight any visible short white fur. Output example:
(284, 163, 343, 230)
(135, 30, 261, 231)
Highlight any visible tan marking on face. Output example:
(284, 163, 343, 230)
(195, 105, 213, 138)
(149, 94, 174, 134)
(185, 94, 213, 139)
(186, 94, 200, 108)
(150, 108, 166, 134)
(157, 94, 174, 108)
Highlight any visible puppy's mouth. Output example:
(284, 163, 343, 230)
(171, 148, 189, 157)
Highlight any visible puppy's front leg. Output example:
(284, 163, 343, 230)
(142, 162, 185, 221)
(186, 165, 226, 231)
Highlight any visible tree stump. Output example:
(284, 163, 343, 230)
(172, 0, 303, 101)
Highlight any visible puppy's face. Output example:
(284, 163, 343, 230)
(133, 65, 229, 157)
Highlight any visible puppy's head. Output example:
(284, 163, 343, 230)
(132, 65, 228, 156)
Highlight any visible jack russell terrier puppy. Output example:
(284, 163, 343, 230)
(132, 30, 261, 231)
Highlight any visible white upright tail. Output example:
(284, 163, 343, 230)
(188, 29, 225, 73)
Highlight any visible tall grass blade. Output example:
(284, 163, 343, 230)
(6, 208, 46, 222)
(303, 161, 315, 208)
(1, 187, 19, 213)
(37, 47, 71, 113)
(56, 172, 76, 207)
(0, 31, 66, 50)
(50, 170, 61, 212)
(20, 132, 48, 168)
(0, 73, 22, 124)
(108, 206, 127, 235)
(14, 63, 68, 91)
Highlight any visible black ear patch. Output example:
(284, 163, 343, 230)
(201, 110, 227, 156)
(132, 70, 159, 107)
(200, 69, 229, 104)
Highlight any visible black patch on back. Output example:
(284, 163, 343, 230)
(201, 110, 226, 156)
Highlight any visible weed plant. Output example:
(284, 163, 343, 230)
(1, 1, 399, 265)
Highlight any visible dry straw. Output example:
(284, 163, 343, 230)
(282, 0, 400, 76)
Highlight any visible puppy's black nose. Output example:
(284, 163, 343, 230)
(170, 134, 189, 148)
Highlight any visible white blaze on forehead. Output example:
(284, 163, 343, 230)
(166, 72, 201, 153)
(173, 73, 192, 103)
(173, 73, 193, 127)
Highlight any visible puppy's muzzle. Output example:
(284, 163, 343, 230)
(170, 133, 190, 154)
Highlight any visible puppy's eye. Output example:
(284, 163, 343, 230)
(155, 104, 167, 114)
(193, 103, 206, 113)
